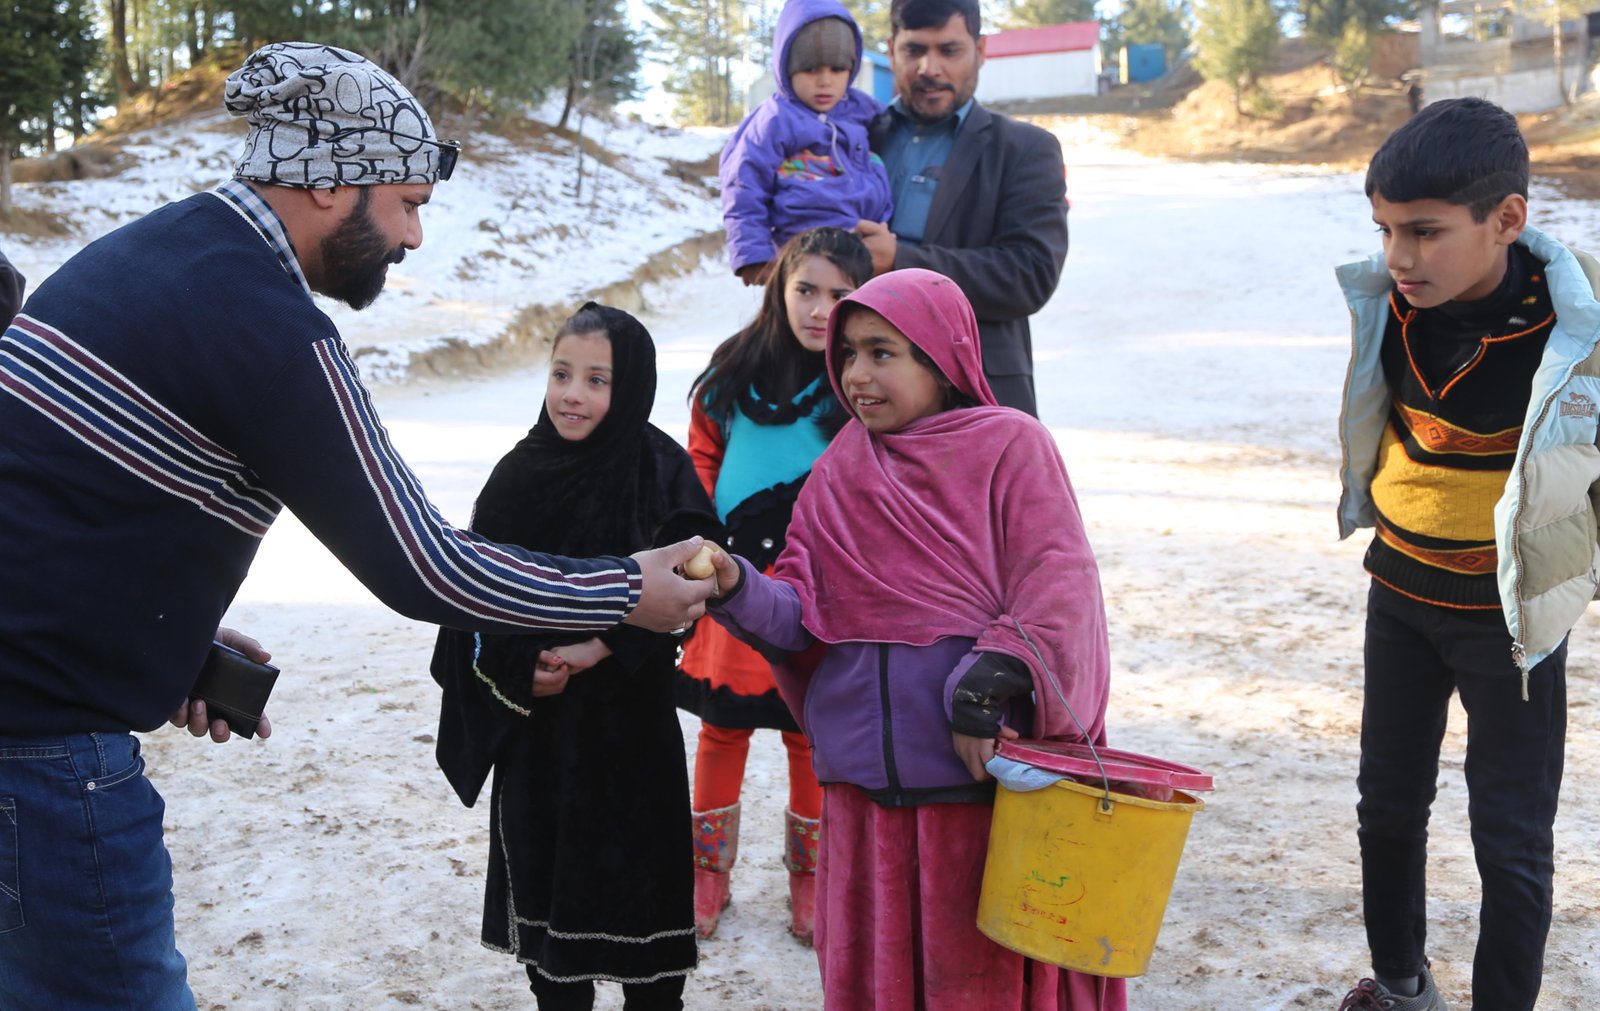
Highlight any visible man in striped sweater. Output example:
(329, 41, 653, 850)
(0, 43, 711, 1009)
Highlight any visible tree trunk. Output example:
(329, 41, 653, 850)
(1553, 15, 1569, 106)
(558, 74, 577, 130)
(571, 116, 586, 201)
(110, 0, 137, 98)
(132, 0, 149, 93)
(188, 1, 202, 60)
(1, 143, 12, 216)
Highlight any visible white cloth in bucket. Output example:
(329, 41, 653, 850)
(986, 755, 1068, 792)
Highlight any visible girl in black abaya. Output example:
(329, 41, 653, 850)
(430, 303, 713, 1010)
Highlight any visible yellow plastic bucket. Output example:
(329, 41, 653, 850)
(977, 772, 1204, 978)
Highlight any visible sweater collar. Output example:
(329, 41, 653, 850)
(209, 179, 312, 297)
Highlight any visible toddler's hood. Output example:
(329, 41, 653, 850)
(772, 0, 865, 104)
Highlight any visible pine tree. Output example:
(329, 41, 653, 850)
(0, 0, 69, 212)
(558, 0, 642, 129)
(1300, 0, 1406, 49)
(1007, 0, 1099, 27)
(1193, 0, 1279, 112)
(429, 0, 580, 107)
(1330, 19, 1374, 95)
(841, 0, 893, 53)
(1106, 0, 1191, 64)
(52, 0, 105, 148)
(647, 0, 746, 125)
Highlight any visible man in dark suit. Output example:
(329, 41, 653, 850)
(858, 0, 1069, 416)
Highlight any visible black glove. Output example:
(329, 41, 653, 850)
(950, 652, 1033, 738)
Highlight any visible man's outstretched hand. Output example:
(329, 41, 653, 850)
(624, 538, 715, 632)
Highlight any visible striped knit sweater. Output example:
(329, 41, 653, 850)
(0, 182, 640, 735)
(1366, 246, 1556, 608)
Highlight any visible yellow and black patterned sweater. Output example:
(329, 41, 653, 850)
(1367, 245, 1556, 609)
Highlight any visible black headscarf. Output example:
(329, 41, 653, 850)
(468, 302, 663, 557)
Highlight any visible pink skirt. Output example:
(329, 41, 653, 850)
(814, 784, 1127, 1011)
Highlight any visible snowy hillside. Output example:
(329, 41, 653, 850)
(2, 100, 728, 383)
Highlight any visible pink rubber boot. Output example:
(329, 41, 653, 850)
(691, 802, 739, 939)
(784, 808, 821, 946)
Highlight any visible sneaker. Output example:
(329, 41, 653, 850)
(1336, 963, 1447, 1010)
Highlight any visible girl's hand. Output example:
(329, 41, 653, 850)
(707, 546, 742, 598)
(533, 650, 573, 696)
(951, 724, 1020, 781)
(545, 637, 613, 675)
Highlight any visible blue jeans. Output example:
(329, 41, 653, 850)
(0, 732, 193, 1010)
(1358, 580, 1566, 1011)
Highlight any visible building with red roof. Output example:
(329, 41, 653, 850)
(975, 21, 1105, 103)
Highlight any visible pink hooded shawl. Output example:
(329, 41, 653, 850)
(772, 268, 1110, 743)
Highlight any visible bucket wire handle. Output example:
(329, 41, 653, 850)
(1008, 617, 1115, 814)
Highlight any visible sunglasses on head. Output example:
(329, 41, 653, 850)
(327, 126, 461, 181)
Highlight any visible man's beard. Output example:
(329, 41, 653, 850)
(905, 78, 963, 124)
(318, 190, 404, 311)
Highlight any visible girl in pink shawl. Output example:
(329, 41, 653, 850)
(699, 268, 1125, 1011)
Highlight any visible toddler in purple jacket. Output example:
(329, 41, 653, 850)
(720, 0, 893, 286)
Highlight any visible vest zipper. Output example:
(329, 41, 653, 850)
(1507, 367, 1573, 701)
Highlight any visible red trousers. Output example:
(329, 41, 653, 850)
(693, 722, 821, 819)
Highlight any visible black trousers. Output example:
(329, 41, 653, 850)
(1358, 580, 1567, 1011)
(525, 966, 686, 1011)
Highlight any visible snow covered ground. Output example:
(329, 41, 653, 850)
(8, 111, 1600, 1009)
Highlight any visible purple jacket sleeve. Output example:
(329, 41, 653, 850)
(707, 556, 814, 653)
(719, 101, 790, 273)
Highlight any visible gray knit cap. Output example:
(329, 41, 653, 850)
(225, 42, 452, 188)
(788, 17, 856, 76)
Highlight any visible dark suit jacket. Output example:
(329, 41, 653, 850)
(870, 102, 1068, 382)
(0, 249, 24, 325)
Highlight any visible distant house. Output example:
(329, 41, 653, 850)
(975, 21, 1103, 103)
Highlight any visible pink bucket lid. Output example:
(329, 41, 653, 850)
(998, 738, 1215, 792)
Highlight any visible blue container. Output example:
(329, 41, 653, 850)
(863, 50, 894, 105)
(1120, 44, 1166, 84)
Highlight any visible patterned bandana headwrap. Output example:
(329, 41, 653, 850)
(225, 41, 454, 188)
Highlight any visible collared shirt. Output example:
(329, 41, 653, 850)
(878, 98, 973, 244)
(210, 178, 312, 296)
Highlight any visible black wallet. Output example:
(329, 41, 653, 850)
(189, 641, 280, 739)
